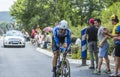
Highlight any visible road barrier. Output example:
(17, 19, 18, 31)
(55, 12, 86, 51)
(81, 28, 87, 66)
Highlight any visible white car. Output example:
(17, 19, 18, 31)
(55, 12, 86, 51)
(3, 30, 26, 48)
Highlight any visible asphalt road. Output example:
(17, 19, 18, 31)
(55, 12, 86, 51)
(0, 42, 52, 77)
(0, 42, 110, 77)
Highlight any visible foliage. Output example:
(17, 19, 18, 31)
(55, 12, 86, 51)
(10, 0, 117, 32)
(101, 2, 120, 55)
(9, 0, 120, 56)
(71, 45, 90, 59)
(70, 24, 87, 38)
(10, 0, 26, 23)
(71, 45, 80, 59)
(71, 53, 77, 59)
(71, 45, 79, 54)
(101, 2, 120, 29)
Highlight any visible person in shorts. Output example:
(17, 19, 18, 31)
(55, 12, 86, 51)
(93, 18, 111, 75)
(104, 15, 120, 77)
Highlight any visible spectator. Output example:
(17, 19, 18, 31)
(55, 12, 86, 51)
(34, 31, 43, 47)
(75, 37, 81, 48)
(43, 32, 52, 49)
(21, 29, 30, 41)
(31, 27, 35, 39)
(31, 31, 37, 45)
(93, 18, 111, 75)
(35, 25, 41, 33)
(104, 15, 120, 77)
(85, 18, 98, 69)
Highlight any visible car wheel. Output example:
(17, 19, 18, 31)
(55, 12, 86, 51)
(22, 45, 25, 48)
(3, 45, 7, 48)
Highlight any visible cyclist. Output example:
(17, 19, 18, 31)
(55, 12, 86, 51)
(52, 20, 71, 76)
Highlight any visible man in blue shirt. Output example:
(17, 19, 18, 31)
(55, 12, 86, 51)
(52, 20, 71, 76)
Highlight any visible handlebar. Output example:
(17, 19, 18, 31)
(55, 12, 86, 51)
(60, 44, 71, 53)
(60, 47, 67, 52)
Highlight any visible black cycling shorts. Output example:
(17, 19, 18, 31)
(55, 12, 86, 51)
(115, 45, 120, 57)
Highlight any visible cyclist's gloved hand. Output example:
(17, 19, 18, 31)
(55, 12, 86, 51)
(60, 47, 67, 52)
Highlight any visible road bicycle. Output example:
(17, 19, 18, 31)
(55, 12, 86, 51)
(53, 45, 71, 77)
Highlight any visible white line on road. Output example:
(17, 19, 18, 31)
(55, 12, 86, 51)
(36, 48, 53, 57)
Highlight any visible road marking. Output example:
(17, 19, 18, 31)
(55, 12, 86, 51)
(36, 48, 53, 57)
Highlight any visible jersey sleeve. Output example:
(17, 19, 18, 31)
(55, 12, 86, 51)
(115, 25, 120, 34)
(52, 27, 60, 47)
(65, 29, 71, 45)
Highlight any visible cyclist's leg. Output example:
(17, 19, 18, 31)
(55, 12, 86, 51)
(52, 39, 60, 75)
(53, 51, 59, 72)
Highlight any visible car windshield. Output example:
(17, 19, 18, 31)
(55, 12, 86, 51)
(6, 30, 23, 37)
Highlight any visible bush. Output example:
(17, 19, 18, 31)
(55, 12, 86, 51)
(77, 49, 81, 59)
(71, 53, 77, 59)
(71, 44, 90, 60)
(71, 45, 79, 54)
(71, 45, 80, 59)
(86, 51, 90, 60)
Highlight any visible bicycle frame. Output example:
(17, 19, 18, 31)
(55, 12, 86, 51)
(56, 45, 71, 77)
(57, 49, 67, 68)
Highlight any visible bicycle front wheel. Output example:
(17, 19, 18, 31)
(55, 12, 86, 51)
(52, 72, 59, 77)
(61, 59, 70, 77)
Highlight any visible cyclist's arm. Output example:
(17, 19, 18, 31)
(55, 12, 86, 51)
(65, 30, 71, 47)
(53, 28, 60, 47)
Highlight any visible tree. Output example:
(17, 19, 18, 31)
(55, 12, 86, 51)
(10, 0, 118, 32)
(101, 2, 120, 30)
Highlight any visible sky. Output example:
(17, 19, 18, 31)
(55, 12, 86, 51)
(0, 0, 17, 12)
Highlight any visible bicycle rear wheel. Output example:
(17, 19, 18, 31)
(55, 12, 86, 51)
(61, 59, 70, 77)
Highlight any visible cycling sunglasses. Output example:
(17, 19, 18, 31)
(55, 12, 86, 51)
(59, 29, 66, 31)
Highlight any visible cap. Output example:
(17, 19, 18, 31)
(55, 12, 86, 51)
(111, 15, 119, 23)
(89, 18, 94, 24)
(111, 15, 117, 20)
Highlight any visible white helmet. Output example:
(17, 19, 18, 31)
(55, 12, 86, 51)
(59, 20, 68, 29)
